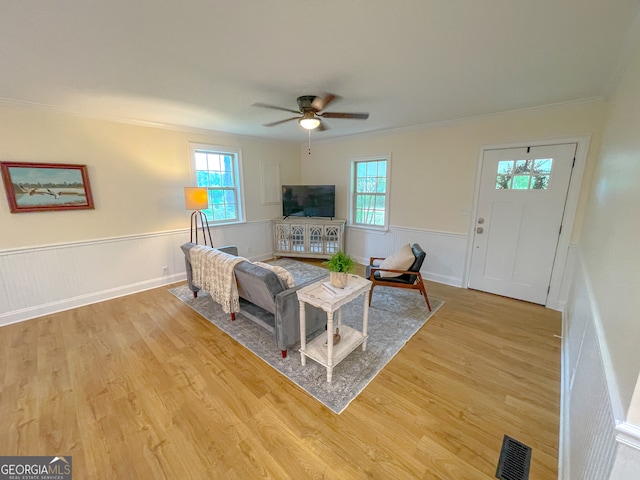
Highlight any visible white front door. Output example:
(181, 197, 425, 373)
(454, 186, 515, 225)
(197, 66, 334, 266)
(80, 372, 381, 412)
(468, 143, 576, 304)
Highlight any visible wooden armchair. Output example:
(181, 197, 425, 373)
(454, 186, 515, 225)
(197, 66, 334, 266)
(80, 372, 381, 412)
(366, 243, 431, 310)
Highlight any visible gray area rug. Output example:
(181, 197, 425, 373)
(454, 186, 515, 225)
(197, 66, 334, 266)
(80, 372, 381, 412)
(169, 259, 443, 414)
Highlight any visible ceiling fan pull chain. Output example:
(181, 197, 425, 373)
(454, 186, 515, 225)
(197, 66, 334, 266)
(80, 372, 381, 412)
(308, 129, 312, 155)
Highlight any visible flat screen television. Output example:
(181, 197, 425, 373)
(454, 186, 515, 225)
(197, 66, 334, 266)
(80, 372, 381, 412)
(282, 185, 335, 218)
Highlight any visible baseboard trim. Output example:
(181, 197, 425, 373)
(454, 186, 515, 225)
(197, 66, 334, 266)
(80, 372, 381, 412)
(423, 272, 463, 288)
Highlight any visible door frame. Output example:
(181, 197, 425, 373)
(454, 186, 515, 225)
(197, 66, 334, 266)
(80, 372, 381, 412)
(463, 134, 591, 310)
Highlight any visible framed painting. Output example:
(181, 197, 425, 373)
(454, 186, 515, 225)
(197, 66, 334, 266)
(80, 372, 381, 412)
(1, 161, 95, 213)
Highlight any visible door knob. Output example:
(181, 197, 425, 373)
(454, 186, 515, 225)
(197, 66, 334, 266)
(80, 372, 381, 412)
(476, 227, 484, 234)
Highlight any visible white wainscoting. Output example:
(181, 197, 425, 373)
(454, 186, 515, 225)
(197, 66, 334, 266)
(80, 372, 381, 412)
(345, 225, 467, 287)
(1, 217, 576, 329)
(0, 220, 274, 327)
(561, 251, 628, 479)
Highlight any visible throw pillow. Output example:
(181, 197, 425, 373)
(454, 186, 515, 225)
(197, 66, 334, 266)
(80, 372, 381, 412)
(254, 262, 296, 288)
(378, 243, 415, 278)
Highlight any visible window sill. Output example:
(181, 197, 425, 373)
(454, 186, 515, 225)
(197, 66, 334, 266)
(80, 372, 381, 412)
(346, 224, 389, 234)
(205, 219, 246, 227)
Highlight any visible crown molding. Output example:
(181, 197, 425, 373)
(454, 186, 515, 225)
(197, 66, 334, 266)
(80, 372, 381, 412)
(0, 95, 605, 148)
(309, 96, 605, 146)
(0, 96, 295, 145)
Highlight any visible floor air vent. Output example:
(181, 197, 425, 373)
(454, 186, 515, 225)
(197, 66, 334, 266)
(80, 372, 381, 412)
(496, 435, 532, 480)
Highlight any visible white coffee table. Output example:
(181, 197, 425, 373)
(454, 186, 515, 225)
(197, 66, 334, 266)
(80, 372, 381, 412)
(297, 275, 373, 382)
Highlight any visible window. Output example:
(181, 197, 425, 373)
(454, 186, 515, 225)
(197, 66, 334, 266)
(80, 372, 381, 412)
(496, 158, 553, 190)
(189, 143, 244, 224)
(350, 156, 390, 229)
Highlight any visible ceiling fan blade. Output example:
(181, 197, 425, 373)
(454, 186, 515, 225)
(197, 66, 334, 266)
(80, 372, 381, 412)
(319, 112, 369, 120)
(263, 117, 300, 127)
(311, 93, 339, 112)
(252, 102, 300, 114)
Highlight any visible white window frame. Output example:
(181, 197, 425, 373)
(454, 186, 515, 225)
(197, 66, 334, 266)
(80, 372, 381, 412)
(349, 154, 391, 231)
(189, 142, 245, 225)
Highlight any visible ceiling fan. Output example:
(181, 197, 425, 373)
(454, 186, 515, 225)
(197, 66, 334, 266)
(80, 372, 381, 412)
(252, 94, 369, 131)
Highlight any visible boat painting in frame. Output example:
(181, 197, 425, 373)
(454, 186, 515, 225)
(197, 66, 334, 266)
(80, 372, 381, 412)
(1, 161, 95, 213)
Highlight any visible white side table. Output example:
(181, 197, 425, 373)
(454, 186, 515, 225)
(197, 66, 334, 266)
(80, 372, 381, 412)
(297, 275, 373, 382)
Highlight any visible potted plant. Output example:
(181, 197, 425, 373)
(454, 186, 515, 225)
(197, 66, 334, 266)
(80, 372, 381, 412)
(323, 250, 356, 288)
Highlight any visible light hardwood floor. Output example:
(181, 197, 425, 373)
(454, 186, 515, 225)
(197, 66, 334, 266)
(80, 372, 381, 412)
(0, 261, 561, 479)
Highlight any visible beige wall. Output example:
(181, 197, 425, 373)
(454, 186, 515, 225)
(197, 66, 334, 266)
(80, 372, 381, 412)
(300, 101, 605, 243)
(0, 105, 301, 249)
(579, 35, 640, 416)
(0, 101, 605, 251)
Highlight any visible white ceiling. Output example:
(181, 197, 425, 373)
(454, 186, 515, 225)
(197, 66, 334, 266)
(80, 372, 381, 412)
(2, 0, 639, 143)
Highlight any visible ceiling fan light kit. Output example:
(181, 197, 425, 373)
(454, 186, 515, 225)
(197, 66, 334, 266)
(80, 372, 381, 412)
(253, 94, 370, 133)
(299, 112, 320, 130)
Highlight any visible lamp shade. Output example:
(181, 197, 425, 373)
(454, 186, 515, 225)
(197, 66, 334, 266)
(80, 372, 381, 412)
(184, 187, 208, 210)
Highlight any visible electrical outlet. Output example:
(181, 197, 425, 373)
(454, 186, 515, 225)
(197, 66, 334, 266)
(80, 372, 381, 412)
(162, 266, 168, 276)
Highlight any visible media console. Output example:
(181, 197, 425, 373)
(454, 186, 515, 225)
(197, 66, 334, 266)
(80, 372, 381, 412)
(273, 217, 345, 259)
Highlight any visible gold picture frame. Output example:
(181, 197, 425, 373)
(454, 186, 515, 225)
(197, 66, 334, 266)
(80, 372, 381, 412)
(1, 161, 95, 213)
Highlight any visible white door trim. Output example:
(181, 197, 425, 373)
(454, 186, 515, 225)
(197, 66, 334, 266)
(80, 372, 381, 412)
(463, 134, 590, 310)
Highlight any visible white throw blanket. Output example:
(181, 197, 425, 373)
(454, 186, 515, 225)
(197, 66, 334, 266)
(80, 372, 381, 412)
(190, 246, 247, 314)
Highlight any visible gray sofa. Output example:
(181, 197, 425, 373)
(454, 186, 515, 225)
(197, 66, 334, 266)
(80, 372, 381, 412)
(181, 243, 327, 358)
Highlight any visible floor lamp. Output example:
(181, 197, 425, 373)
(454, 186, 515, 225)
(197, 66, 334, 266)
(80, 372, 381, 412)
(184, 187, 213, 246)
